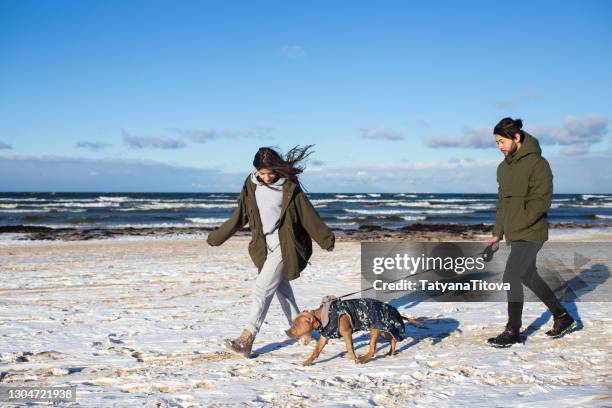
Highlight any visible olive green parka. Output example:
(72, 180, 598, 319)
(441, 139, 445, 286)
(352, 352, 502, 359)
(493, 132, 553, 243)
(206, 175, 335, 281)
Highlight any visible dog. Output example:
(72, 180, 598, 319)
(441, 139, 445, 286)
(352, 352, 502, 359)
(286, 297, 426, 366)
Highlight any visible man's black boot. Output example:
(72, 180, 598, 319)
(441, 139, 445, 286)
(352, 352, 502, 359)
(545, 311, 576, 338)
(487, 324, 523, 348)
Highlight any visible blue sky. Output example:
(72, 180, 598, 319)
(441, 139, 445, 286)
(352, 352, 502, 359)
(1, 0, 611, 192)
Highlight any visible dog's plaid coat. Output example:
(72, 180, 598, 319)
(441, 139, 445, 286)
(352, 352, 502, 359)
(317, 298, 407, 341)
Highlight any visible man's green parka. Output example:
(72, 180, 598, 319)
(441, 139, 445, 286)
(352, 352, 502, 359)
(493, 132, 553, 243)
(206, 175, 335, 281)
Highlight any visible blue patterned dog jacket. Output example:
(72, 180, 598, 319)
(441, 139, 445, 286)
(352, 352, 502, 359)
(317, 298, 407, 341)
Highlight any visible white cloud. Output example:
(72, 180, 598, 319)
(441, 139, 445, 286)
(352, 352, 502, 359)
(76, 141, 111, 152)
(425, 126, 493, 149)
(172, 126, 274, 143)
(425, 115, 610, 154)
(122, 129, 186, 149)
(359, 127, 404, 141)
(526, 114, 609, 147)
(0, 155, 237, 192)
(1, 153, 610, 193)
(298, 153, 612, 193)
(173, 128, 217, 143)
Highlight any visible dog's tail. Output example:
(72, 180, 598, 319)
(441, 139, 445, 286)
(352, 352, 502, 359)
(401, 315, 428, 329)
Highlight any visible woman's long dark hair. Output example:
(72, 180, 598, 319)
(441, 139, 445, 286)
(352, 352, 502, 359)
(494, 117, 525, 142)
(252, 145, 315, 184)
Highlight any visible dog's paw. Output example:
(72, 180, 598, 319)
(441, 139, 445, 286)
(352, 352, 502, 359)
(357, 355, 371, 364)
(302, 359, 313, 366)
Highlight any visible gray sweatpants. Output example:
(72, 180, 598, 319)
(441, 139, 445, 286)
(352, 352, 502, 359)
(245, 230, 300, 336)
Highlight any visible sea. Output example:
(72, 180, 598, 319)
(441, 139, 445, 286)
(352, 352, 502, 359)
(1, 192, 611, 231)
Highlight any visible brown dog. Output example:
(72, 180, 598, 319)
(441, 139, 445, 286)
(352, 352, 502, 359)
(286, 303, 425, 366)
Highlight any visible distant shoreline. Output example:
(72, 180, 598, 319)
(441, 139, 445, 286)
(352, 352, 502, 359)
(2, 222, 611, 242)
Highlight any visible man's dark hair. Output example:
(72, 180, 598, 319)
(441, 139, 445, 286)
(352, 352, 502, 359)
(494, 117, 524, 142)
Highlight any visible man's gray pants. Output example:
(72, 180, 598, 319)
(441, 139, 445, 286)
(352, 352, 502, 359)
(246, 230, 300, 336)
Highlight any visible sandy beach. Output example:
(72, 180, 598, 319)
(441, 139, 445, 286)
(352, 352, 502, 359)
(1, 234, 611, 407)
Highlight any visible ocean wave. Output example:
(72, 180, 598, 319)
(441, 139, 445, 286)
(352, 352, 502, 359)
(20, 202, 121, 208)
(401, 216, 428, 221)
(386, 201, 494, 210)
(581, 194, 611, 200)
(561, 203, 612, 209)
(325, 221, 360, 229)
(96, 196, 133, 202)
(63, 217, 103, 224)
(0, 209, 52, 213)
(312, 198, 401, 205)
(119, 203, 237, 211)
(595, 214, 612, 219)
(334, 194, 368, 198)
(0, 197, 47, 202)
(344, 209, 413, 215)
(426, 198, 494, 203)
(186, 217, 228, 225)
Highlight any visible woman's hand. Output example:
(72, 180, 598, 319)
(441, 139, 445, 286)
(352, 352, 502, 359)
(488, 235, 501, 251)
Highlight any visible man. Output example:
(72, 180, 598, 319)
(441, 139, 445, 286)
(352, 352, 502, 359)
(487, 117, 576, 347)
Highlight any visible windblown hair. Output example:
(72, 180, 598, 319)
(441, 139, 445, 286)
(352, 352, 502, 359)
(494, 117, 524, 142)
(252, 145, 315, 184)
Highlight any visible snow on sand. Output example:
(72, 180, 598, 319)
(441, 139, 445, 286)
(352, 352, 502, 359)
(0, 237, 610, 407)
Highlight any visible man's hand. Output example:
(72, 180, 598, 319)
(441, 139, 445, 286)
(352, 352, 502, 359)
(488, 235, 501, 251)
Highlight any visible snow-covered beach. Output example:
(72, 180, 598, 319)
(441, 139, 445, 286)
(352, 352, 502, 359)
(1, 234, 611, 407)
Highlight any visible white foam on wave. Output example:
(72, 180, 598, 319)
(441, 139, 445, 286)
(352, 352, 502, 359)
(0, 197, 49, 202)
(562, 203, 612, 209)
(20, 202, 121, 208)
(426, 198, 494, 203)
(185, 217, 227, 225)
(325, 221, 359, 229)
(311, 198, 401, 205)
(344, 209, 411, 215)
(119, 203, 237, 211)
(401, 216, 427, 221)
(386, 201, 494, 210)
(581, 194, 611, 200)
(0, 209, 52, 213)
(97, 196, 132, 203)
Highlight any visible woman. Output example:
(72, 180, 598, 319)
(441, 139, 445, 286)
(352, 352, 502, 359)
(206, 145, 335, 357)
(487, 117, 575, 347)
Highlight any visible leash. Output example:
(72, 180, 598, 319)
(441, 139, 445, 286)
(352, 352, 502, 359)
(336, 244, 499, 300)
